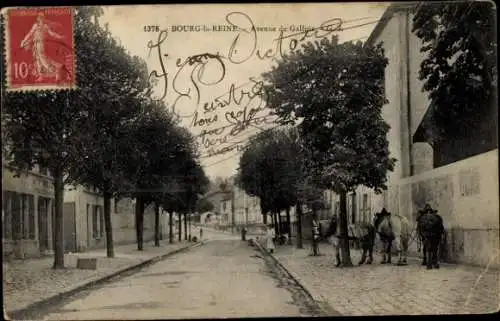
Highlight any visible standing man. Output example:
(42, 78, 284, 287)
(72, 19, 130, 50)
(312, 217, 321, 256)
(199, 227, 203, 241)
(266, 224, 276, 253)
(241, 226, 248, 241)
(324, 214, 341, 266)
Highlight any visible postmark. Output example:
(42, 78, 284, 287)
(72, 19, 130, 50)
(3, 7, 76, 91)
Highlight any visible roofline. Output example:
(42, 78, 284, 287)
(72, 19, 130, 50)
(365, 2, 420, 47)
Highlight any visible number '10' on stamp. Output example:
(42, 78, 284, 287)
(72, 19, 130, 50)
(3, 7, 76, 91)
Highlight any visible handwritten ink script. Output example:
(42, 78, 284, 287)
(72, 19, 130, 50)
(146, 12, 344, 160)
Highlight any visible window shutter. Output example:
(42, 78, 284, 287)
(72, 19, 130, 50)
(11, 192, 21, 240)
(29, 195, 35, 239)
(3, 191, 12, 239)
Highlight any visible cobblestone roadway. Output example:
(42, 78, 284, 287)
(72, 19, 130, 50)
(270, 242, 500, 315)
(3, 227, 230, 313)
(42, 239, 305, 320)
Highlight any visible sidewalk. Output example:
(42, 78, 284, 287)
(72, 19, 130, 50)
(3, 240, 199, 314)
(256, 239, 500, 315)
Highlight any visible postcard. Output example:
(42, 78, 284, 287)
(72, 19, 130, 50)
(2, 3, 498, 319)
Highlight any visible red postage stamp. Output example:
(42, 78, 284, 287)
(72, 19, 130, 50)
(4, 7, 76, 91)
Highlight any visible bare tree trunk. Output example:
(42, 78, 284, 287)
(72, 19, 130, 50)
(184, 213, 188, 241)
(154, 204, 160, 247)
(277, 212, 282, 236)
(262, 211, 268, 224)
(339, 191, 353, 267)
(178, 213, 182, 242)
(188, 214, 191, 241)
(169, 211, 173, 244)
(296, 203, 303, 249)
(103, 191, 115, 258)
(52, 169, 65, 269)
(135, 198, 144, 251)
(285, 207, 292, 244)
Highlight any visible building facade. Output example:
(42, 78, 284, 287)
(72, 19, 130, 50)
(326, 3, 499, 267)
(202, 190, 231, 226)
(233, 186, 263, 226)
(2, 164, 55, 259)
(63, 186, 156, 252)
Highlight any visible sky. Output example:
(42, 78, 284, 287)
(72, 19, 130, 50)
(99, 2, 389, 180)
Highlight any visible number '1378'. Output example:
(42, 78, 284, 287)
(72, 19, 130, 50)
(13, 62, 32, 79)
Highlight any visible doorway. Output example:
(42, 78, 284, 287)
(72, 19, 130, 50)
(37, 197, 50, 253)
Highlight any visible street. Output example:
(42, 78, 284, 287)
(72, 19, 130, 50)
(39, 238, 308, 320)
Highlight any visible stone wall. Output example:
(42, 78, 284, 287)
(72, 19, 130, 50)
(398, 150, 499, 267)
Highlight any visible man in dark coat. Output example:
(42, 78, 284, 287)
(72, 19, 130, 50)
(417, 204, 445, 269)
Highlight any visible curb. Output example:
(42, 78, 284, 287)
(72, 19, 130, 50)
(251, 238, 339, 316)
(7, 241, 203, 320)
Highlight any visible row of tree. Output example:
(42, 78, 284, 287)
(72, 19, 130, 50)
(237, 2, 495, 267)
(237, 37, 394, 266)
(1, 7, 210, 269)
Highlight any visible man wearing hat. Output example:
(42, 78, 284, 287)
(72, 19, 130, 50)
(417, 203, 445, 269)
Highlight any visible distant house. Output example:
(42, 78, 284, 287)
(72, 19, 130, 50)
(202, 189, 231, 224)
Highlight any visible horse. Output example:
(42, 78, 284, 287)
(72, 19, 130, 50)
(324, 216, 376, 266)
(373, 208, 411, 265)
(416, 204, 445, 269)
(350, 223, 376, 265)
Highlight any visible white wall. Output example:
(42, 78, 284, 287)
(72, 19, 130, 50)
(64, 187, 155, 252)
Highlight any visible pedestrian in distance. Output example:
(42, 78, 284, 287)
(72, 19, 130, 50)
(311, 217, 321, 256)
(200, 227, 203, 241)
(266, 224, 276, 253)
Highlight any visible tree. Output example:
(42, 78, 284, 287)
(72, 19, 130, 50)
(67, 15, 150, 258)
(262, 36, 395, 267)
(412, 2, 497, 145)
(196, 198, 215, 214)
(1, 7, 133, 268)
(238, 127, 303, 238)
(214, 176, 231, 193)
(123, 101, 183, 250)
(159, 178, 184, 244)
(148, 127, 209, 246)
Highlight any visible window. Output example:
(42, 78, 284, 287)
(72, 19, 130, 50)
(351, 193, 356, 224)
(3, 191, 12, 239)
(11, 192, 22, 240)
(222, 201, 226, 212)
(459, 168, 480, 197)
(99, 206, 104, 238)
(91, 205, 104, 238)
(20, 194, 35, 239)
(362, 194, 368, 223)
(27, 194, 35, 239)
(92, 205, 99, 238)
(87, 203, 91, 236)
